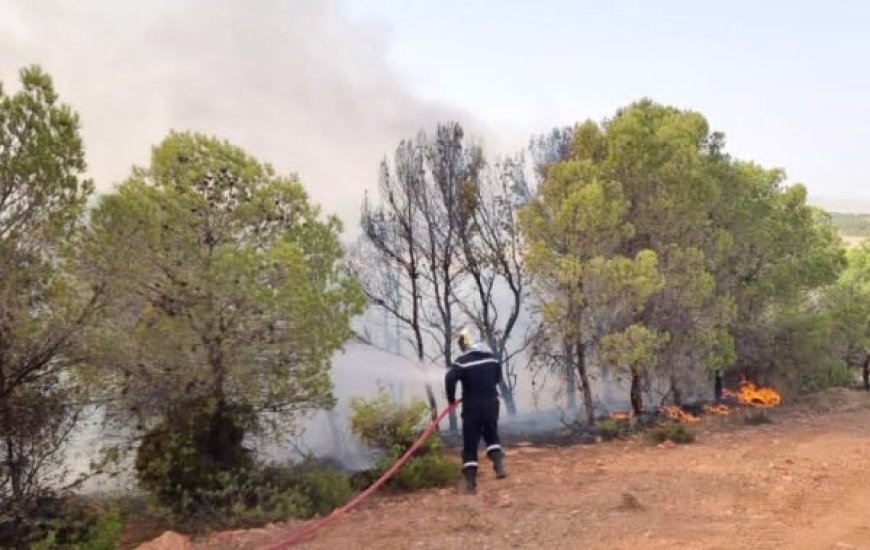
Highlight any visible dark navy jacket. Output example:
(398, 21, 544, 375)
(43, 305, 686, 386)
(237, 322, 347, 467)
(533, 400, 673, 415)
(445, 344, 502, 404)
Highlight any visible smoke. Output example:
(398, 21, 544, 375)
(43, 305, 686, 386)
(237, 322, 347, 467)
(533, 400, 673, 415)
(0, 0, 479, 233)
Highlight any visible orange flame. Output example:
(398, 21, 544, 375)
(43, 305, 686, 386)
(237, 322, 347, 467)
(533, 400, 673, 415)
(659, 405, 700, 424)
(609, 411, 632, 421)
(703, 403, 731, 416)
(724, 379, 782, 407)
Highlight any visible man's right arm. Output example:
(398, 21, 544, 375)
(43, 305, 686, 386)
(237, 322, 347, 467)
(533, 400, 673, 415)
(445, 364, 461, 404)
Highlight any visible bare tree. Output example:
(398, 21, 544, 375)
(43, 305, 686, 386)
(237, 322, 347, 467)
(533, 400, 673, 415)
(454, 154, 533, 415)
(358, 139, 440, 420)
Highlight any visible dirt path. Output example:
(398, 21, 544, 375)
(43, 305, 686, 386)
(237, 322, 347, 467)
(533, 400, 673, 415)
(198, 390, 870, 550)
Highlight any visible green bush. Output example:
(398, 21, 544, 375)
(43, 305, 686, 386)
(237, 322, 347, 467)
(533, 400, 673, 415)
(797, 359, 853, 394)
(134, 401, 352, 526)
(386, 453, 459, 491)
(596, 418, 621, 441)
(350, 393, 436, 454)
(647, 423, 696, 444)
(349, 392, 459, 491)
(135, 402, 256, 517)
(250, 460, 353, 519)
(21, 497, 123, 550)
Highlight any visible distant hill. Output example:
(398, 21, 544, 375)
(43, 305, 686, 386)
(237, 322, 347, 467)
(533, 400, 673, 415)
(829, 212, 870, 239)
(810, 195, 870, 215)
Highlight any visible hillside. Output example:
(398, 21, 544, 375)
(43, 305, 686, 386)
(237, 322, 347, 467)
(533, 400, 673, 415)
(830, 211, 870, 239)
(141, 389, 870, 550)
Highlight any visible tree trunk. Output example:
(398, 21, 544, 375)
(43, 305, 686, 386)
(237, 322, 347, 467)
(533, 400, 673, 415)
(424, 383, 439, 421)
(574, 342, 594, 425)
(3, 400, 22, 499)
(495, 350, 517, 415)
(499, 380, 518, 415)
(714, 371, 723, 402)
(863, 356, 869, 392)
(630, 367, 643, 416)
(6, 434, 21, 499)
(670, 376, 682, 406)
(565, 361, 577, 409)
(208, 402, 234, 465)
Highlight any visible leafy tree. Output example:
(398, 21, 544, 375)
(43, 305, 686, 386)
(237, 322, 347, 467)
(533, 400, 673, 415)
(597, 101, 737, 404)
(712, 172, 845, 387)
(826, 241, 870, 389)
(80, 132, 363, 501)
(523, 99, 844, 416)
(520, 134, 663, 423)
(0, 66, 102, 516)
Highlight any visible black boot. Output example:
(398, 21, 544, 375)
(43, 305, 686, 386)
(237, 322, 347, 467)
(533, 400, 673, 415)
(492, 451, 507, 479)
(463, 468, 477, 494)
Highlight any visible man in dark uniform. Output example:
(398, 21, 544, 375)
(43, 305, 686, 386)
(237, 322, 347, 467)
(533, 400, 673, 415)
(445, 329, 507, 494)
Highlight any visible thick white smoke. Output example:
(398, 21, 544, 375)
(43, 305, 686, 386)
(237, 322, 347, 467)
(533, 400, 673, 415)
(0, 0, 481, 232)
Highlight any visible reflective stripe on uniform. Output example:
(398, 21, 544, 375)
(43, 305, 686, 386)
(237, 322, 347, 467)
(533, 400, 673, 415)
(457, 358, 500, 368)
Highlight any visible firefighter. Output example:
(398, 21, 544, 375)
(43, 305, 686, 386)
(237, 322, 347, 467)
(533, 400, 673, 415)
(445, 329, 507, 494)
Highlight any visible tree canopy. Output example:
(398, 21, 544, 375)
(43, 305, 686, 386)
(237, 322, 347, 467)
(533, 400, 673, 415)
(80, 132, 364, 436)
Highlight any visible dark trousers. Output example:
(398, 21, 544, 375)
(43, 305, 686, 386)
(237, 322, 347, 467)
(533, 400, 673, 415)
(461, 398, 501, 469)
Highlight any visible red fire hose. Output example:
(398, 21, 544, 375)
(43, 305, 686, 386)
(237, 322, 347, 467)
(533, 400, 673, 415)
(261, 399, 461, 549)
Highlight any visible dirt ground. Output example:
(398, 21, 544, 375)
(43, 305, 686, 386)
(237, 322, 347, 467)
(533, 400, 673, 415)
(193, 389, 870, 550)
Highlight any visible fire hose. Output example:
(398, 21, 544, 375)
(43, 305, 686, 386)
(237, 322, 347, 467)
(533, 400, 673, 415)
(261, 399, 462, 549)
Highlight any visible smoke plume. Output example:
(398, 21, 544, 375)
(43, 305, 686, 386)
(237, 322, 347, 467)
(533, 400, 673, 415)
(0, 0, 474, 232)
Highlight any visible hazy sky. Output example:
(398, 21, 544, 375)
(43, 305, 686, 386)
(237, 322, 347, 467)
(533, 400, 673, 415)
(2, 0, 869, 231)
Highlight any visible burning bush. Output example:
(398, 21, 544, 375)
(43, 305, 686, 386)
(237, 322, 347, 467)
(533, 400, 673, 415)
(724, 379, 782, 407)
(350, 392, 459, 491)
(659, 405, 700, 424)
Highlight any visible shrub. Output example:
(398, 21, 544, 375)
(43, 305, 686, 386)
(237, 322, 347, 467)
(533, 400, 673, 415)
(349, 393, 436, 454)
(135, 401, 352, 526)
(647, 423, 696, 444)
(250, 460, 353, 519)
(350, 392, 459, 491)
(19, 497, 123, 550)
(595, 419, 621, 441)
(386, 453, 459, 491)
(135, 402, 256, 517)
(797, 360, 853, 394)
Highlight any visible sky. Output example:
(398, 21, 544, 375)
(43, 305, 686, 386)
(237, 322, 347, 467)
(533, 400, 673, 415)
(2, 0, 869, 232)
